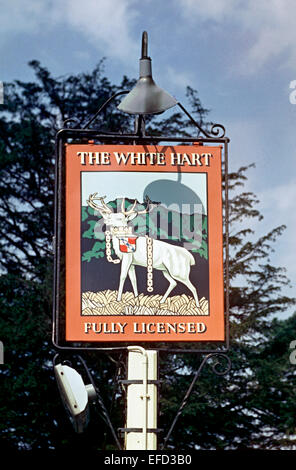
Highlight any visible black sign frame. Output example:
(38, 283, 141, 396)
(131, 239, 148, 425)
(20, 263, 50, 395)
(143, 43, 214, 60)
(52, 92, 230, 355)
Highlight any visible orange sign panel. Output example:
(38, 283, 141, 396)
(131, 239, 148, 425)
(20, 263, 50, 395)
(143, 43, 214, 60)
(65, 144, 225, 342)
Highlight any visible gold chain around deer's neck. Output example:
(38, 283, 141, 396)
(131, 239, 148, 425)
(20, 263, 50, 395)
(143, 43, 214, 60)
(146, 235, 153, 292)
(105, 231, 120, 264)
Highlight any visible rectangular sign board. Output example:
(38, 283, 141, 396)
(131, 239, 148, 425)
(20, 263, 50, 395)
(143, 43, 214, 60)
(63, 143, 225, 343)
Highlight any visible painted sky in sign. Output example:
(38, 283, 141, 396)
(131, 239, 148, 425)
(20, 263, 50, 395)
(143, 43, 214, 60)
(81, 172, 208, 214)
(1, 0, 296, 317)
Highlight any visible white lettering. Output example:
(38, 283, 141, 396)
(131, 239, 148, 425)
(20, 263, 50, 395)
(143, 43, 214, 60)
(202, 153, 212, 166)
(114, 152, 129, 164)
(77, 151, 87, 165)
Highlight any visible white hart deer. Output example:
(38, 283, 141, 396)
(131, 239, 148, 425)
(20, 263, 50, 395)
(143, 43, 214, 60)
(87, 194, 200, 308)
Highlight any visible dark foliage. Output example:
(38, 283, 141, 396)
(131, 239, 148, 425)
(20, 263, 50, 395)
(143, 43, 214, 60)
(0, 61, 295, 450)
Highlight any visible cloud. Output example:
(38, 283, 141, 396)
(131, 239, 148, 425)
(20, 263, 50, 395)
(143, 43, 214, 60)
(0, 0, 139, 62)
(177, 0, 239, 22)
(60, 0, 139, 61)
(163, 65, 194, 92)
(258, 180, 296, 213)
(256, 181, 296, 288)
(0, 0, 56, 34)
(177, 0, 296, 74)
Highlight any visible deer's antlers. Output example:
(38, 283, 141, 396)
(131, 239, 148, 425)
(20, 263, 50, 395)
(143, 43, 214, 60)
(121, 198, 138, 215)
(121, 195, 159, 215)
(87, 193, 113, 213)
(137, 195, 160, 214)
(87, 194, 160, 216)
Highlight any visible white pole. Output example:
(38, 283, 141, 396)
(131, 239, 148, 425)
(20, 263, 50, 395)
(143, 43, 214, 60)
(125, 347, 158, 450)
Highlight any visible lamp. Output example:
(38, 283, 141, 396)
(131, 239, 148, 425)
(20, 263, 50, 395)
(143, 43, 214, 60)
(117, 31, 177, 115)
(54, 363, 96, 433)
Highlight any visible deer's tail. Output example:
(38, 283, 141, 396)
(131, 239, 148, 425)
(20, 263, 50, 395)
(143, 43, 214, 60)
(189, 252, 195, 266)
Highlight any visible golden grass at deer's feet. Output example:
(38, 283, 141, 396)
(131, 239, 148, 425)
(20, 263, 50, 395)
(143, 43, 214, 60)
(82, 290, 209, 316)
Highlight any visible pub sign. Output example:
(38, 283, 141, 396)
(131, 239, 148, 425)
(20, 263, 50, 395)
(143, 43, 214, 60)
(57, 143, 225, 344)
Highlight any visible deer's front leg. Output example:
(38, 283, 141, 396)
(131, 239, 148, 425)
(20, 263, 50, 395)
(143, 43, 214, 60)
(117, 254, 133, 301)
(128, 264, 138, 298)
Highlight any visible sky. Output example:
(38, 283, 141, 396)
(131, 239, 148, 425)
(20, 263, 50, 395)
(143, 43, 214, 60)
(81, 172, 207, 214)
(1, 0, 295, 318)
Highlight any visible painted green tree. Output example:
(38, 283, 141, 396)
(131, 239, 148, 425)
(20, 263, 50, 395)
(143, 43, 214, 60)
(0, 61, 295, 452)
(82, 200, 208, 263)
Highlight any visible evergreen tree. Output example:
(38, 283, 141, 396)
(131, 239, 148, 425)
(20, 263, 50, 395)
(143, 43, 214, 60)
(0, 61, 295, 451)
(159, 165, 296, 449)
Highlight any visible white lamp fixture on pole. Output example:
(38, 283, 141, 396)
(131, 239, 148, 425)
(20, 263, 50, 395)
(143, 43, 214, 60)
(124, 347, 158, 450)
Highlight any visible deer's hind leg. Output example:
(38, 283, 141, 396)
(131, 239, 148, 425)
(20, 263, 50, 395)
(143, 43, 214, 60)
(160, 269, 177, 303)
(166, 256, 200, 308)
(173, 275, 200, 308)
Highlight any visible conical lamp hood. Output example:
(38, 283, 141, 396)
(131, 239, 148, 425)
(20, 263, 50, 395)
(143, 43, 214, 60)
(117, 32, 177, 115)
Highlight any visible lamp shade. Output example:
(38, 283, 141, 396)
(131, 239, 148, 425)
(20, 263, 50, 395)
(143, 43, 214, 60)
(117, 32, 177, 115)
